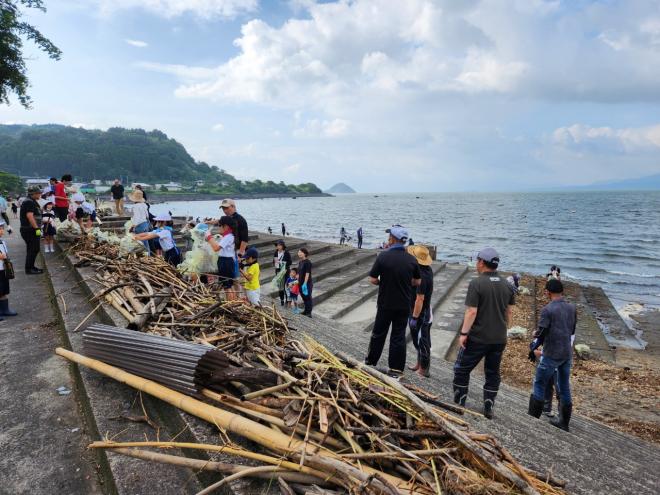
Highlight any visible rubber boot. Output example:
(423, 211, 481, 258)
(483, 389, 497, 419)
(0, 299, 17, 316)
(550, 403, 572, 432)
(528, 394, 544, 418)
(453, 385, 467, 407)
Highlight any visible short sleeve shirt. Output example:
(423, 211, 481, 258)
(411, 264, 434, 322)
(232, 212, 249, 250)
(20, 198, 42, 228)
(243, 263, 260, 290)
(369, 246, 421, 311)
(218, 233, 235, 258)
(539, 298, 577, 360)
(465, 271, 515, 344)
(298, 259, 313, 286)
(155, 227, 175, 252)
(54, 182, 68, 208)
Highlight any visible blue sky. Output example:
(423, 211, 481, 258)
(1, 0, 659, 192)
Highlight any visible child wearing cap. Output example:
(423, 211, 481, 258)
(73, 193, 96, 232)
(133, 212, 181, 266)
(41, 201, 57, 253)
(240, 247, 261, 306)
(205, 216, 237, 300)
(0, 220, 18, 319)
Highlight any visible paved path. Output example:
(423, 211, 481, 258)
(0, 232, 102, 494)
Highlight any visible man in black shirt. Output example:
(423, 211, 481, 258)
(407, 245, 434, 378)
(365, 225, 421, 377)
(110, 179, 125, 215)
(220, 199, 249, 258)
(453, 247, 515, 418)
(20, 186, 44, 274)
(527, 279, 577, 431)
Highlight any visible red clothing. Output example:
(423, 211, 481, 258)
(54, 182, 68, 208)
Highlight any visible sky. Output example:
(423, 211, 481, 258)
(1, 0, 660, 192)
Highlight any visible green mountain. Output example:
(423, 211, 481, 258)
(0, 124, 322, 195)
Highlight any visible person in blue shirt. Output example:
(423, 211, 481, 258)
(527, 279, 577, 431)
(133, 212, 181, 266)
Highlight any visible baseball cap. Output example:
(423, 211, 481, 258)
(386, 224, 409, 241)
(154, 212, 172, 222)
(477, 247, 499, 265)
(545, 279, 564, 294)
(220, 198, 236, 209)
(245, 247, 259, 259)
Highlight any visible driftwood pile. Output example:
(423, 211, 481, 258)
(60, 237, 566, 495)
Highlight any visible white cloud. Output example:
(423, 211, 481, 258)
(211, 123, 225, 132)
(284, 163, 301, 174)
(293, 118, 350, 139)
(93, 0, 257, 19)
(125, 39, 148, 48)
(553, 124, 660, 151)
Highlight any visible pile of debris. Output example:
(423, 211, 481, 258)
(58, 237, 566, 494)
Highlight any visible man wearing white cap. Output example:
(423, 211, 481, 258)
(365, 224, 421, 378)
(452, 247, 515, 419)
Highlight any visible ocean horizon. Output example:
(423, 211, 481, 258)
(150, 190, 660, 313)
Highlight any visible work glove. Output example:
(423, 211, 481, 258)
(528, 350, 536, 363)
(301, 283, 308, 296)
(408, 317, 418, 331)
(35, 228, 42, 237)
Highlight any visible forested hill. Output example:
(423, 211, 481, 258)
(0, 124, 322, 194)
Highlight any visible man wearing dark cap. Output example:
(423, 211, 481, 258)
(527, 279, 577, 431)
(365, 225, 421, 378)
(452, 247, 515, 418)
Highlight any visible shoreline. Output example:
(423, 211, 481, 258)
(94, 192, 332, 203)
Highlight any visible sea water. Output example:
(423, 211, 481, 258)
(151, 191, 660, 311)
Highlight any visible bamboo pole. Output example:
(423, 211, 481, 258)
(57, 348, 413, 494)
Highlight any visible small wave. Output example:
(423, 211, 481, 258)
(607, 270, 657, 278)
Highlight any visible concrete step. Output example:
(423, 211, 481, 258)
(318, 261, 447, 322)
(582, 286, 644, 349)
(284, 303, 660, 495)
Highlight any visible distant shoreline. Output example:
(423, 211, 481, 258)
(95, 192, 332, 203)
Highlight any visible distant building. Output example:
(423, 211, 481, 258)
(91, 179, 104, 186)
(155, 182, 182, 191)
(195, 180, 205, 187)
(95, 185, 111, 193)
(24, 178, 51, 189)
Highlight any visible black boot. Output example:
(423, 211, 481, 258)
(0, 299, 17, 316)
(453, 385, 467, 407)
(528, 394, 544, 418)
(550, 403, 572, 432)
(483, 389, 497, 419)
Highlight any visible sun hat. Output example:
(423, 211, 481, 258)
(72, 192, 85, 202)
(406, 245, 432, 266)
(129, 189, 145, 203)
(385, 224, 409, 241)
(220, 198, 236, 209)
(154, 212, 172, 222)
(477, 247, 499, 266)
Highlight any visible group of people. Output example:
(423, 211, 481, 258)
(339, 226, 364, 248)
(364, 226, 577, 431)
(272, 240, 313, 316)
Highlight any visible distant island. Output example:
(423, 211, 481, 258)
(573, 173, 660, 191)
(0, 124, 323, 196)
(325, 182, 356, 194)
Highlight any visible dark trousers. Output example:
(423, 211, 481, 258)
(453, 340, 506, 401)
(366, 308, 409, 372)
(20, 228, 41, 270)
(357, 237, 363, 249)
(54, 206, 68, 222)
(301, 286, 313, 315)
(1, 212, 9, 225)
(410, 319, 432, 370)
